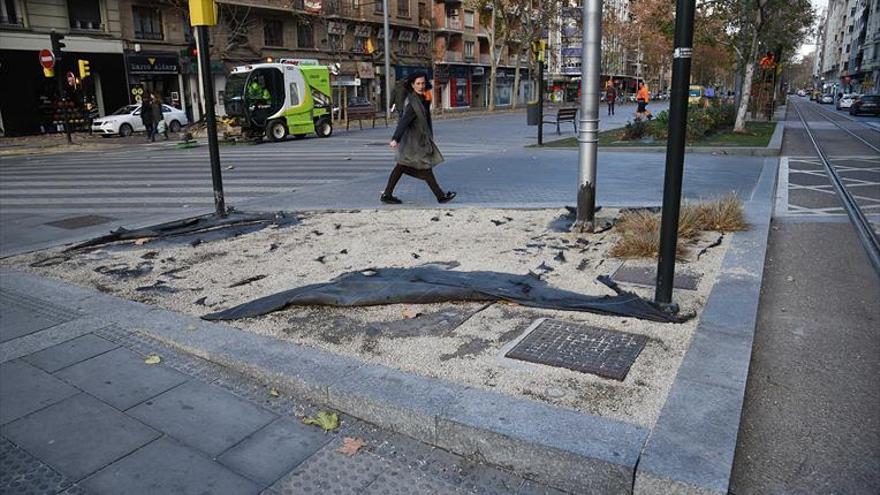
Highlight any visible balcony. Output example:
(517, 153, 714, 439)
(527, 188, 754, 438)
(480, 54, 490, 64)
(445, 51, 463, 62)
(436, 17, 463, 31)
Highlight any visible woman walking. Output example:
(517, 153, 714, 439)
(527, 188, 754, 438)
(150, 93, 166, 141)
(140, 93, 154, 142)
(381, 72, 455, 204)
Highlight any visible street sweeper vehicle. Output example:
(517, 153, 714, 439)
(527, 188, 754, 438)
(224, 58, 333, 141)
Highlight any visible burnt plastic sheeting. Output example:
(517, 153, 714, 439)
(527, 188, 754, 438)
(203, 263, 684, 323)
(64, 210, 297, 252)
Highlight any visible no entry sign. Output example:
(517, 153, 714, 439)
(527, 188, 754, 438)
(39, 49, 55, 69)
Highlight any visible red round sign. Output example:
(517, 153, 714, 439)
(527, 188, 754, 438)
(39, 49, 55, 69)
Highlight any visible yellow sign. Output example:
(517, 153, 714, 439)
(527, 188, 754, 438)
(189, 0, 217, 26)
(77, 59, 91, 78)
(43, 67, 54, 78)
(531, 40, 547, 62)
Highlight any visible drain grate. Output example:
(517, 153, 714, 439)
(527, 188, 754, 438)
(44, 215, 116, 230)
(505, 319, 646, 380)
(611, 264, 700, 290)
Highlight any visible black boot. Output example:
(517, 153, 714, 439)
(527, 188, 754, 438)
(380, 193, 402, 204)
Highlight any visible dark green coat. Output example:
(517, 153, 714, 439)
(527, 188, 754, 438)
(392, 94, 444, 170)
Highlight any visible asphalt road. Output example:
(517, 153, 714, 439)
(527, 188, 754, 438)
(730, 97, 880, 494)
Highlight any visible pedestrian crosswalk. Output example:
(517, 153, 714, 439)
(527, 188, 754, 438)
(0, 138, 500, 215)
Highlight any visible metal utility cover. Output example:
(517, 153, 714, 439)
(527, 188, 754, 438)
(45, 215, 116, 230)
(505, 319, 646, 381)
(612, 264, 701, 290)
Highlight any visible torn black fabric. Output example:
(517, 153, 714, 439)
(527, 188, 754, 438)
(203, 264, 684, 323)
(64, 211, 297, 252)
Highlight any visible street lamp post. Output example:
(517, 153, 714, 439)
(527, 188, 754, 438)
(574, 0, 602, 232)
(654, 0, 696, 307)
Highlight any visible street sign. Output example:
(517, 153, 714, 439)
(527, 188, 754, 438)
(66, 71, 76, 87)
(39, 49, 55, 69)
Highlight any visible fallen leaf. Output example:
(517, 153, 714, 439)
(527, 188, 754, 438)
(302, 411, 339, 432)
(134, 237, 151, 246)
(402, 308, 422, 319)
(338, 437, 366, 456)
(269, 388, 280, 397)
(144, 354, 161, 365)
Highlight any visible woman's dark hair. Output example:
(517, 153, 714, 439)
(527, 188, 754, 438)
(406, 71, 429, 87)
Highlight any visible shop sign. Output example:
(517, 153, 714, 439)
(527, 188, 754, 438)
(328, 21, 347, 35)
(354, 24, 371, 37)
(332, 75, 361, 87)
(129, 55, 179, 75)
(130, 85, 145, 103)
(561, 47, 582, 58)
(357, 62, 375, 79)
(304, 0, 322, 13)
(473, 67, 485, 76)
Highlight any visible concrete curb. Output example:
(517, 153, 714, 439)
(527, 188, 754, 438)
(597, 146, 779, 156)
(0, 266, 648, 494)
(633, 156, 778, 494)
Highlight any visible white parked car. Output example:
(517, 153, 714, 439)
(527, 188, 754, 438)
(819, 94, 834, 104)
(92, 104, 188, 137)
(836, 93, 858, 109)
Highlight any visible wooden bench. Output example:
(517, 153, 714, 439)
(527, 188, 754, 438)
(543, 107, 578, 135)
(345, 105, 388, 130)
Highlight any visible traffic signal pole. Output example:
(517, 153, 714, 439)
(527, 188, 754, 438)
(654, 0, 696, 307)
(55, 72, 72, 145)
(573, 0, 602, 232)
(195, 24, 226, 217)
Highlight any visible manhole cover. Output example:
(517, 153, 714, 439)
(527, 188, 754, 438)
(505, 319, 646, 381)
(45, 215, 116, 230)
(611, 264, 700, 290)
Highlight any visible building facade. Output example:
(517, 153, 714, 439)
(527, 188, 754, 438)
(816, 0, 879, 95)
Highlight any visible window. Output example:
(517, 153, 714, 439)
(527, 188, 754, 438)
(329, 33, 345, 51)
(264, 19, 283, 46)
(465, 41, 474, 58)
(297, 24, 314, 48)
(1, 0, 24, 26)
(464, 10, 474, 28)
(68, 0, 102, 30)
(289, 83, 300, 106)
(398, 41, 410, 54)
(132, 6, 162, 40)
(397, 0, 410, 17)
(353, 37, 368, 53)
(374, 0, 383, 14)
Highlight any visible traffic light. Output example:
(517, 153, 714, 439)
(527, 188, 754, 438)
(77, 59, 91, 78)
(50, 31, 66, 60)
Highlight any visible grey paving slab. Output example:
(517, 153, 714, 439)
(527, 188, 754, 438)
(0, 290, 79, 343)
(82, 437, 260, 495)
(269, 442, 390, 495)
(0, 360, 78, 425)
(0, 436, 78, 495)
(217, 417, 332, 485)
(23, 333, 119, 373)
(1, 393, 159, 480)
(1, 316, 113, 364)
(127, 380, 277, 457)
(54, 347, 189, 410)
(363, 462, 466, 494)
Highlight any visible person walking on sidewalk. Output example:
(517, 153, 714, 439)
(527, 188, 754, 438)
(605, 81, 617, 116)
(636, 81, 650, 120)
(381, 72, 455, 205)
(150, 93, 166, 141)
(140, 94, 154, 142)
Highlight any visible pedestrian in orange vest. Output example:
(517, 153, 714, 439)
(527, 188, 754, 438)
(636, 82, 650, 120)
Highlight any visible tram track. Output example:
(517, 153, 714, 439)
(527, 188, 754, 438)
(791, 100, 880, 274)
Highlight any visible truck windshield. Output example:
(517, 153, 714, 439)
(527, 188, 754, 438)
(225, 73, 249, 103)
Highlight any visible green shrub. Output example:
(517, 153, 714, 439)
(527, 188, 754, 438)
(622, 119, 648, 140)
(686, 108, 714, 141)
(646, 119, 668, 140)
(653, 110, 670, 125)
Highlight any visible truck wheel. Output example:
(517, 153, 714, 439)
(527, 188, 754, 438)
(316, 117, 332, 138)
(267, 120, 288, 142)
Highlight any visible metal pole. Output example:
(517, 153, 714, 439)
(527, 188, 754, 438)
(654, 0, 696, 307)
(195, 25, 226, 217)
(56, 72, 72, 144)
(382, 0, 392, 120)
(538, 59, 544, 145)
(573, 0, 601, 232)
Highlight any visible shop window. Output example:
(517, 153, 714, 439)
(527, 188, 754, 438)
(464, 41, 474, 59)
(68, 0, 102, 30)
(329, 33, 345, 51)
(1, 0, 24, 26)
(289, 83, 300, 106)
(264, 19, 284, 47)
(132, 6, 162, 40)
(297, 24, 314, 48)
(464, 10, 474, 28)
(397, 0, 410, 17)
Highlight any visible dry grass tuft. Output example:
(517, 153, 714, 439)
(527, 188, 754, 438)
(694, 193, 748, 232)
(610, 195, 747, 259)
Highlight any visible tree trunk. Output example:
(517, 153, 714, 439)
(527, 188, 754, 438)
(512, 53, 521, 110)
(734, 29, 759, 133)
